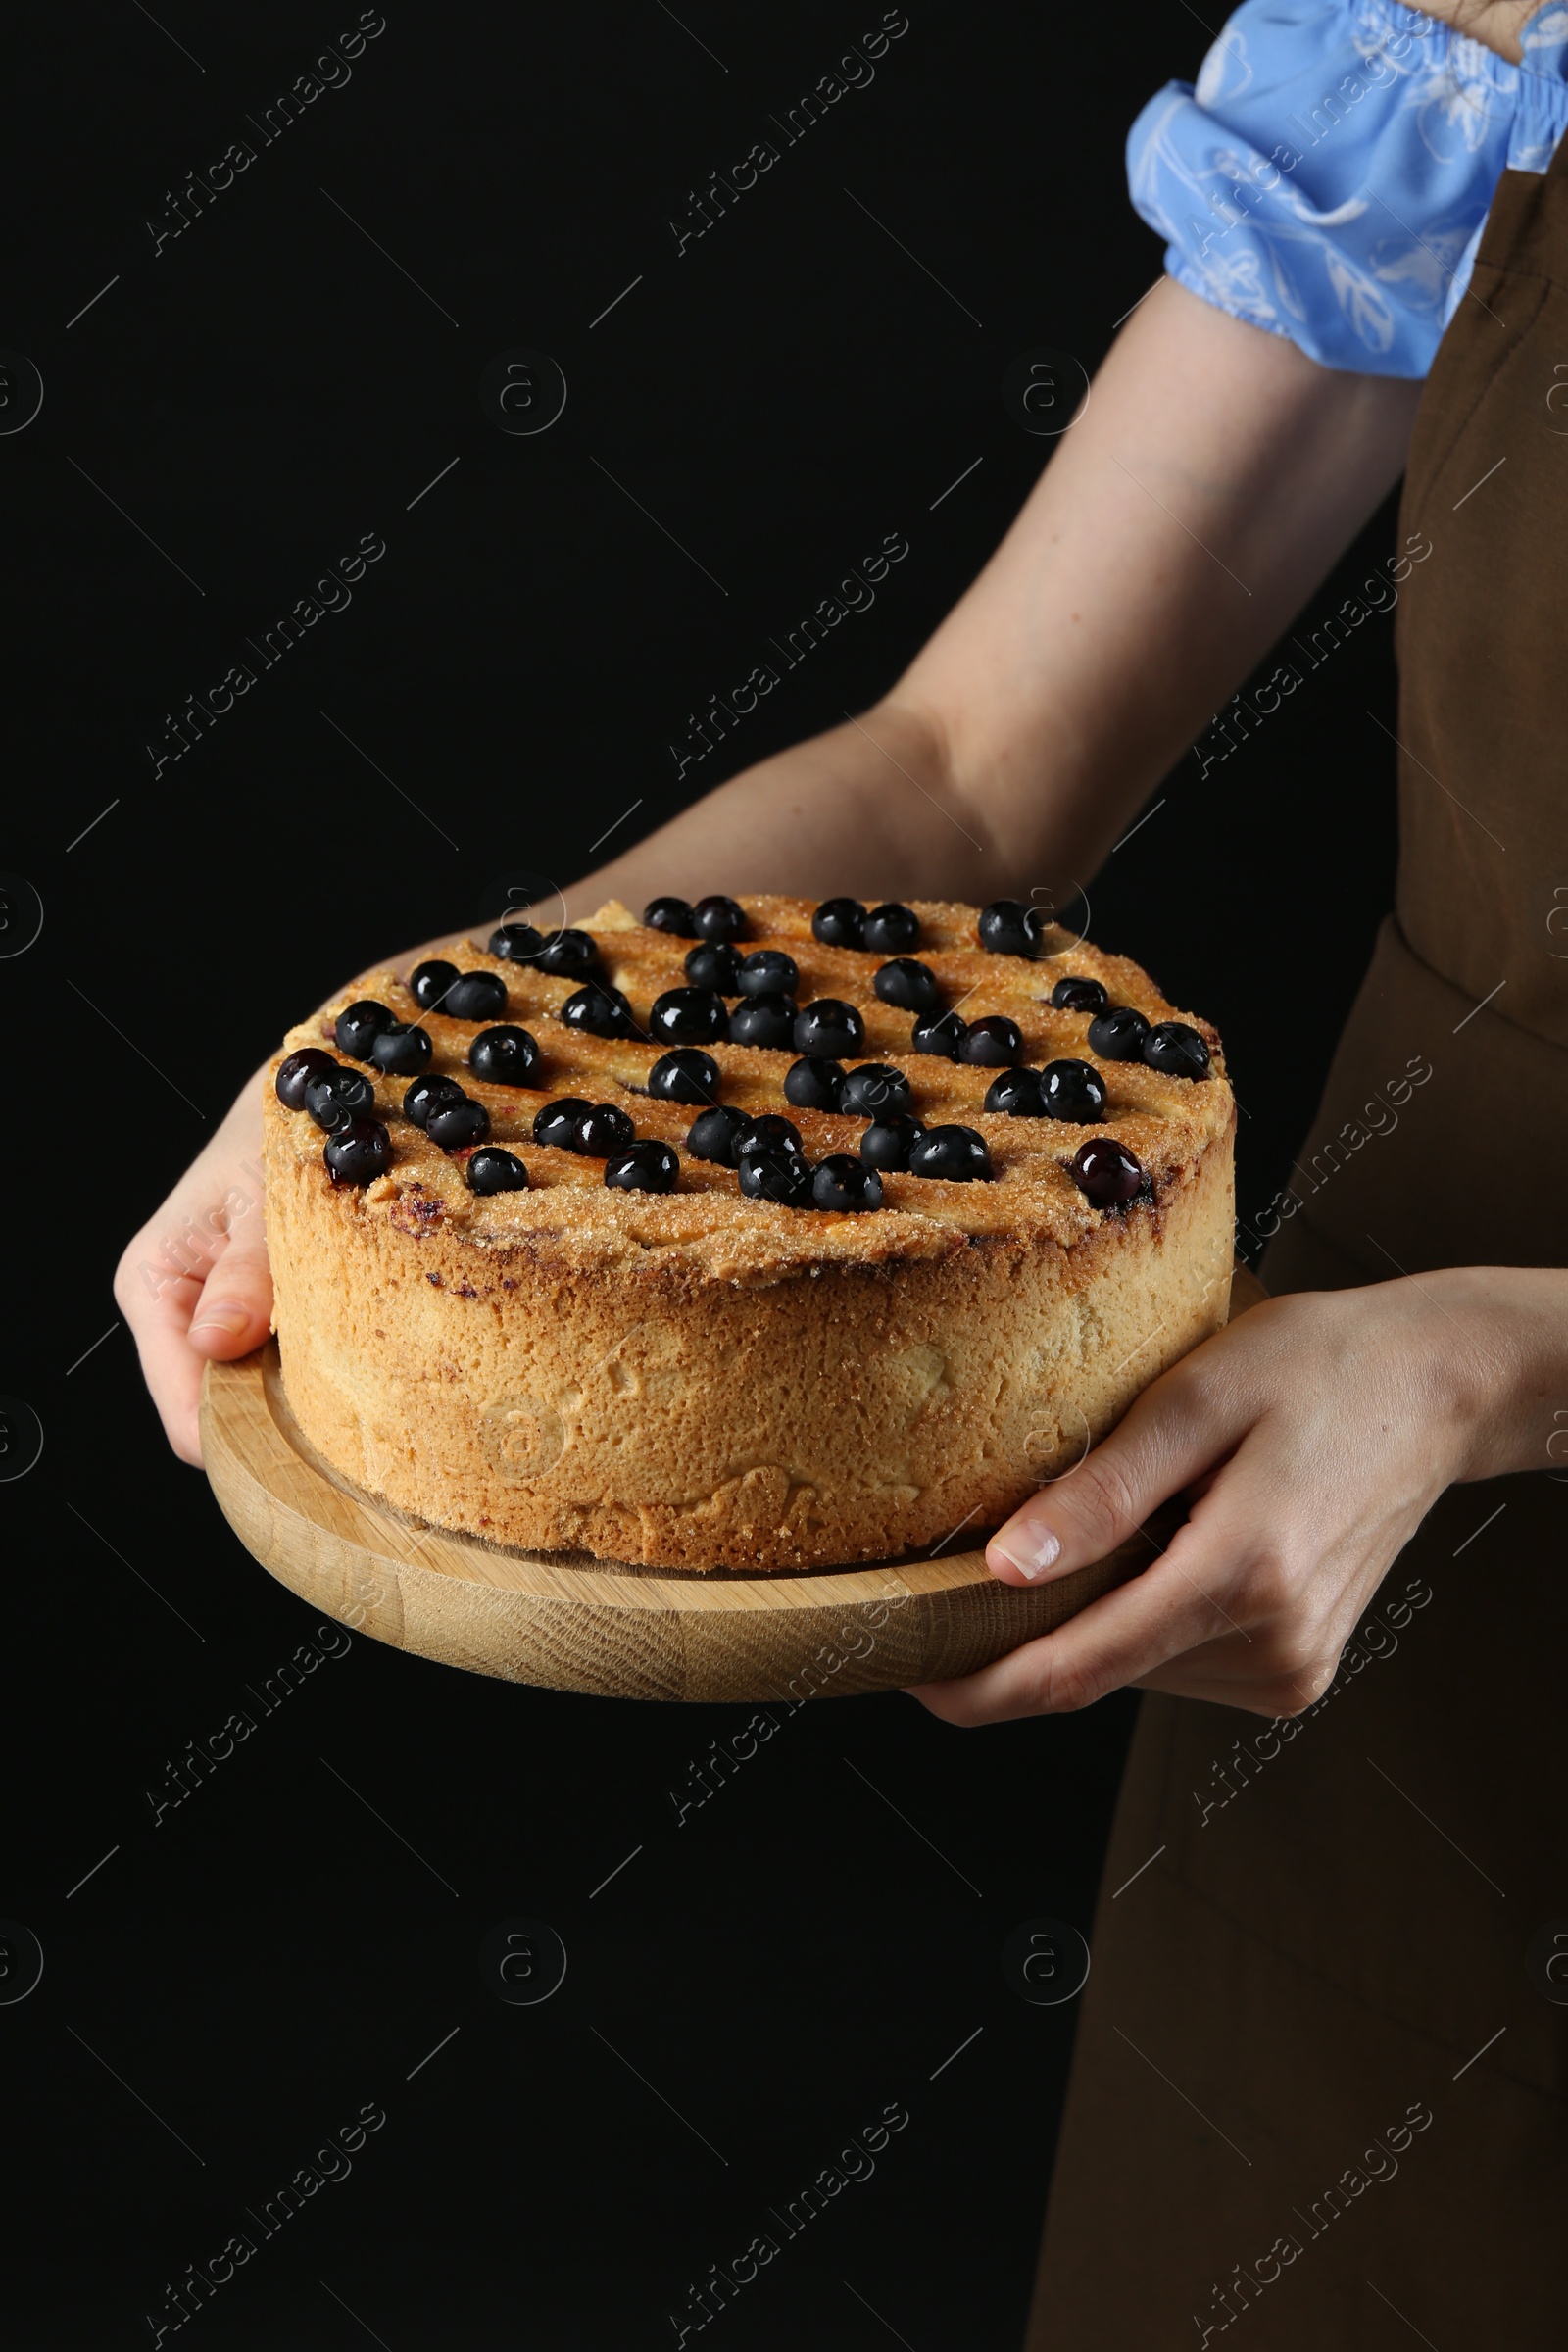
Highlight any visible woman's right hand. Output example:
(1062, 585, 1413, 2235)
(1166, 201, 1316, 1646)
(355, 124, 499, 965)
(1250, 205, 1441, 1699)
(116, 925, 463, 1465)
(114, 1070, 274, 1466)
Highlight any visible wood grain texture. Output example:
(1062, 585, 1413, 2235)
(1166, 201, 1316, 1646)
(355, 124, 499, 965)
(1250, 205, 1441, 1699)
(201, 1265, 1267, 1703)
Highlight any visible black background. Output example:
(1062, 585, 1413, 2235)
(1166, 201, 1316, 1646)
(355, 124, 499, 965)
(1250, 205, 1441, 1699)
(3, 4, 1405, 2344)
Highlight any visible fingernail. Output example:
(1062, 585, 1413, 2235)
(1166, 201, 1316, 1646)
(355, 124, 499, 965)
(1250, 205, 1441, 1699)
(990, 1529, 1061, 1583)
(190, 1300, 251, 1338)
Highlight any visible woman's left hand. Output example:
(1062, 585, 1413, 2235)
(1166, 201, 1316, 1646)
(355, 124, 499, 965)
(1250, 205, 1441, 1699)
(908, 1269, 1551, 1728)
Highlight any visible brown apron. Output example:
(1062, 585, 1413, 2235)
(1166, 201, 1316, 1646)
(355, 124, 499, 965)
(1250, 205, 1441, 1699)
(1026, 137, 1568, 2348)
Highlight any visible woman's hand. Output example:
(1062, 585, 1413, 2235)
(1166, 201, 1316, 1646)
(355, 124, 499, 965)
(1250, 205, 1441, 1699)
(909, 1270, 1559, 1728)
(114, 1072, 273, 1466)
(113, 925, 466, 1463)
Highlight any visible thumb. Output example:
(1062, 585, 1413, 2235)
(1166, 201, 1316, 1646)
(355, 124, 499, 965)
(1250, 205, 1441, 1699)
(187, 1224, 273, 1359)
(986, 1375, 1218, 1587)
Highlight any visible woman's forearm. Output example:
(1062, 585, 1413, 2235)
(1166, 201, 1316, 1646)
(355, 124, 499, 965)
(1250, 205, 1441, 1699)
(1443, 1266, 1568, 1482)
(564, 698, 968, 919)
(570, 280, 1422, 918)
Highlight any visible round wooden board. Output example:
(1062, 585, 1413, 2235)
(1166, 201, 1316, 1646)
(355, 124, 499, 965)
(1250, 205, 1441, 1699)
(201, 1268, 1264, 1703)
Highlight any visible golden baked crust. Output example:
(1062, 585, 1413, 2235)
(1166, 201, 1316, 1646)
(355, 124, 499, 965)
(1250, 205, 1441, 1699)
(265, 895, 1236, 1569)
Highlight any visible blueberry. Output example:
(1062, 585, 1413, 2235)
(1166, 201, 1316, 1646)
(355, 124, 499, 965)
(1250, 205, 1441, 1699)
(794, 999, 865, 1058)
(323, 1117, 392, 1186)
(737, 1147, 812, 1206)
(687, 1105, 749, 1164)
(1086, 1005, 1151, 1061)
(536, 928, 600, 978)
(369, 1021, 433, 1077)
(574, 1102, 636, 1156)
(410, 960, 460, 1011)
(643, 896, 699, 938)
(811, 897, 865, 949)
(605, 1139, 679, 1193)
(683, 942, 742, 993)
(467, 1147, 529, 1195)
(560, 983, 640, 1040)
(862, 902, 919, 955)
(275, 1048, 337, 1110)
(736, 949, 799, 998)
(1143, 1020, 1212, 1080)
(648, 1049, 719, 1105)
(445, 970, 509, 1022)
(488, 922, 544, 962)
(402, 1073, 466, 1128)
(958, 1014, 1024, 1067)
(735, 1112, 802, 1160)
(1070, 1136, 1145, 1205)
(784, 1056, 844, 1111)
(874, 958, 942, 1013)
(334, 1000, 394, 1061)
(305, 1066, 376, 1130)
(427, 1096, 492, 1151)
(693, 894, 747, 943)
(1051, 975, 1108, 1014)
(728, 993, 798, 1051)
(983, 1067, 1045, 1118)
(811, 1154, 884, 1212)
(911, 1008, 969, 1058)
(467, 1025, 542, 1086)
(859, 1113, 925, 1171)
(534, 1098, 593, 1150)
(978, 900, 1034, 956)
(1040, 1058, 1108, 1123)
(649, 987, 728, 1047)
(907, 1124, 993, 1182)
(839, 1063, 913, 1119)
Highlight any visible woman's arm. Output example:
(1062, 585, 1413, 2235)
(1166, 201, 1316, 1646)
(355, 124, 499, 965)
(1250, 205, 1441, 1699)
(1425, 3, 1535, 63)
(121, 278, 1422, 1460)
(572, 278, 1421, 914)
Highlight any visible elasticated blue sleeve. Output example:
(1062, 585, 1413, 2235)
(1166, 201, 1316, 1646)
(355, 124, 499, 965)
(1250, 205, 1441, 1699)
(1126, 0, 1568, 375)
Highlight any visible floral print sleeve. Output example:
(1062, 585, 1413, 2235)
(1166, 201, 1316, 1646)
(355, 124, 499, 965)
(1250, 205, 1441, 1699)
(1127, 1, 1568, 374)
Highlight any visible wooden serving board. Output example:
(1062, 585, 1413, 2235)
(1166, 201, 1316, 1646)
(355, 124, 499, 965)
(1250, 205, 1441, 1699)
(202, 1268, 1264, 1703)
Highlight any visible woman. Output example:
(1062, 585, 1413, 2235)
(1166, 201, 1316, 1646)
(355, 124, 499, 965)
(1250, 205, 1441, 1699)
(120, 2, 1566, 2338)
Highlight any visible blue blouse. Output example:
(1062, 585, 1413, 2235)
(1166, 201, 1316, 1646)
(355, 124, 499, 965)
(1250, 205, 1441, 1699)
(1128, 0, 1568, 374)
